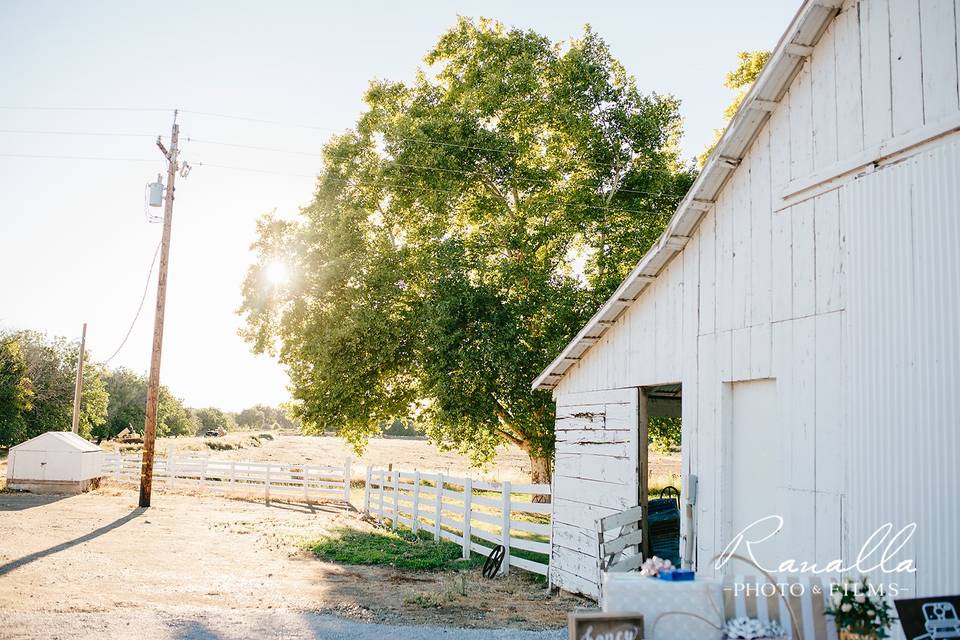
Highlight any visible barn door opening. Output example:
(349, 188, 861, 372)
(640, 383, 682, 564)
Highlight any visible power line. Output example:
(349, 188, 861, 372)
(179, 109, 681, 181)
(196, 161, 670, 217)
(0, 106, 171, 113)
(0, 153, 156, 162)
(102, 239, 162, 366)
(0, 128, 157, 138)
(184, 136, 682, 200)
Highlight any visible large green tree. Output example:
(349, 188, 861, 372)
(0, 330, 107, 445)
(240, 19, 694, 482)
(102, 367, 196, 440)
(0, 336, 33, 447)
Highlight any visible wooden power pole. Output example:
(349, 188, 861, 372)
(139, 111, 180, 508)
(71, 322, 87, 434)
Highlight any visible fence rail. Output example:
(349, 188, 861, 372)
(362, 466, 552, 578)
(102, 453, 352, 502)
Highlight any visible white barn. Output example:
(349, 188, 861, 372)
(6, 431, 105, 494)
(536, 0, 960, 601)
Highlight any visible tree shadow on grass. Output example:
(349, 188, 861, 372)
(0, 507, 143, 576)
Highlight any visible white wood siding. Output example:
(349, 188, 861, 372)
(552, 0, 960, 599)
(551, 388, 639, 598)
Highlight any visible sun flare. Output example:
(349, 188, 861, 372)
(265, 260, 289, 286)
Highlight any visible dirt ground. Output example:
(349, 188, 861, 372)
(0, 486, 589, 632)
(98, 433, 682, 487)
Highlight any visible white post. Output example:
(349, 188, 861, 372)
(169, 452, 176, 488)
(343, 457, 352, 503)
(363, 467, 372, 514)
(114, 454, 122, 481)
(462, 476, 473, 560)
(391, 470, 400, 530)
(433, 473, 443, 541)
(229, 461, 236, 491)
(265, 464, 271, 501)
(200, 458, 208, 490)
(412, 471, 421, 533)
(500, 481, 511, 576)
(378, 469, 385, 524)
(303, 465, 310, 502)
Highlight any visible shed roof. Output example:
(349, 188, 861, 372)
(532, 0, 842, 391)
(10, 431, 102, 453)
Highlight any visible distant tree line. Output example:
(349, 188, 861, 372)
(0, 329, 298, 448)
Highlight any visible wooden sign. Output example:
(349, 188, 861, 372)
(568, 611, 644, 640)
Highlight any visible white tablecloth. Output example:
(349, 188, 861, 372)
(602, 573, 724, 640)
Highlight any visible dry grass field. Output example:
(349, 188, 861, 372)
(99, 433, 682, 488)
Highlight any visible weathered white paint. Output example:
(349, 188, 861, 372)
(551, 388, 639, 597)
(546, 0, 960, 610)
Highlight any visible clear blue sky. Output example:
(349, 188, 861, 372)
(0, 1, 798, 411)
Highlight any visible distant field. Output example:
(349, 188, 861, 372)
(101, 432, 681, 486)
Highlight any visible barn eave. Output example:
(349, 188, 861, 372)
(532, 0, 842, 392)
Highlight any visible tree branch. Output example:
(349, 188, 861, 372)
(475, 171, 512, 212)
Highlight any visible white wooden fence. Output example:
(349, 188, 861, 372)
(362, 466, 552, 577)
(101, 452, 352, 502)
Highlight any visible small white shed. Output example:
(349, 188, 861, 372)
(6, 431, 105, 494)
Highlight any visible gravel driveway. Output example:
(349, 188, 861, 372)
(2, 610, 566, 639)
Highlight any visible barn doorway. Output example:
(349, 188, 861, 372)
(640, 384, 682, 563)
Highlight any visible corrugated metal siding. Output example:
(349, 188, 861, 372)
(843, 136, 960, 598)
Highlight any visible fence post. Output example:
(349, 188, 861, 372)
(378, 469, 385, 524)
(229, 461, 236, 491)
(462, 476, 473, 560)
(363, 467, 372, 514)
(343, 457, 352, 503)
(500, 481, 511, 576)
(265, 464, 271, 501)
(114, 453, 122, 481)
(169, 452, 176, 489)
(303, 465, 310, 502)
(200, 458, 208, 490)
(433, 473, 444, 541)
(412, 471, 421, 533)
(391, 469, 400, 530)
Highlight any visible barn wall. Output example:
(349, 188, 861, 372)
(550, 388, 639, 598)
(551, 0, 960, 598)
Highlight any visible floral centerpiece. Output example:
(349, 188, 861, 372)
(826, 576, 896, 640)
(723, 617, 787, 640)
(639, 556, 672, 577)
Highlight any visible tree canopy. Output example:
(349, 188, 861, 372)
(102, 367, 197, 440)
(0, 330, 107, 446)
(240, 18, 695, 481)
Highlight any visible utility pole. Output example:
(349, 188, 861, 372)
(71, 322, 87, 434)
(139, 110, 179, 508)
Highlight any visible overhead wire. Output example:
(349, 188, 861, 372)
(101, 239, 163, 366)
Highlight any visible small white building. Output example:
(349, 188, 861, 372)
(536, 0, 960, 603)
(7, 431, 105, 494)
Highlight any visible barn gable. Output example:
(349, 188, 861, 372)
(540, 0, 960, 602)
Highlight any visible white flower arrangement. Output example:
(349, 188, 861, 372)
(723, 617, 787, 640)
(639, 556, 672, 577)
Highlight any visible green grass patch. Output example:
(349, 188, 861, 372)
(307, 527, 483, 571)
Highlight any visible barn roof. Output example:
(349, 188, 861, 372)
(10, 431, 102, 453)
(532, 0, 842, 391)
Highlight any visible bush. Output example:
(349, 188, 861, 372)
(307, 527, 480, 571)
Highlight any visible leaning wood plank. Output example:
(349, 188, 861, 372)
(601, 529, 644, 556)
(598, 504, 644, 531)
(608, 554, 646, 573)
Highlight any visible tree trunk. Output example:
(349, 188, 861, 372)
(527, 450, 552, 503)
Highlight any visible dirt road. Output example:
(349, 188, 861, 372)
(0, 488, 584, 639)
